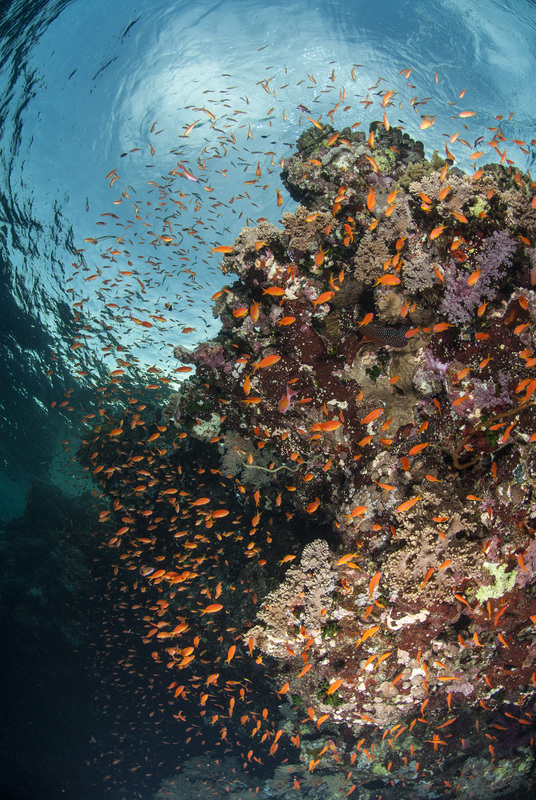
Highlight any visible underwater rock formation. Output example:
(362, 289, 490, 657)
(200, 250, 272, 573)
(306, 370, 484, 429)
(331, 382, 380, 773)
(169, 123, 536, 797)
(83, 121, 536, 799)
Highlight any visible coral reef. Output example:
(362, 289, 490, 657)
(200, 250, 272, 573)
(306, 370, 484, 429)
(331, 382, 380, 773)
(82, 121, 536, 800)
(174, 123, 536, 796)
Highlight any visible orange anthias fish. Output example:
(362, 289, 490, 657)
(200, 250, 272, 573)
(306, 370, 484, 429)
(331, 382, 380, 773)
(373, 274, 400, 286)
(253, 354, 280, 371)
(312, 290, 335, 307)
(278, 384, 298, 414)
(358, 312, 374, 327)
(347, 505, 367, 519)
(319, 420, 342, 432)
(77, 71, 536, 787)
(315, 247, 328, 267)
(430, 224, 446, 240)
(467, 270, 481, 285)
(360, 408, 383, 425)
(200, 603, 223, 615)
(408, 443, 429, 456)
(395, 495, 422, 513)
(278, 316, 296, 326)
(307, 498, 320, 514)
(190, 497, 210, 506)
(336, 553, 359, 566)
(326, 678, 342, 695)
(368, 571, 382, 597)
(278, 554, 296, 565)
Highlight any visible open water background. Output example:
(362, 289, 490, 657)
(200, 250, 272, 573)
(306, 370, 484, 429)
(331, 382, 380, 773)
(1, 1, 536, 798)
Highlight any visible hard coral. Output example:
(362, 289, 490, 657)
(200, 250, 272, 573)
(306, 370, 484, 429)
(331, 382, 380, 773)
(247, 540, 336, 658)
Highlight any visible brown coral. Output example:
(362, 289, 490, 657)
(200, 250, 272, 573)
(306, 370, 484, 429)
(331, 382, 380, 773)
(282, 204, 333, 256)
(246, 539, 337, 658)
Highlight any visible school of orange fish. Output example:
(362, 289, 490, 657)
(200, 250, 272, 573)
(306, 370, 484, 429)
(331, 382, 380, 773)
(51, 61, 536, 798)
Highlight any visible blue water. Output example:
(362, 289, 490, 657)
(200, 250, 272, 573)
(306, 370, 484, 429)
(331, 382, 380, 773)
(1, 0, 536, 798)
(2, 0, 536, 517)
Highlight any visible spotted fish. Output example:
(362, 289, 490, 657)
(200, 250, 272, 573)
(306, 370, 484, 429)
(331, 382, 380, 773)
(360, 324, 408, 348)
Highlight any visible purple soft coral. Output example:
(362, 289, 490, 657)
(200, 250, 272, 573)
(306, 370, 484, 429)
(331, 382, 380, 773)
(440, 230, 516, 324)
